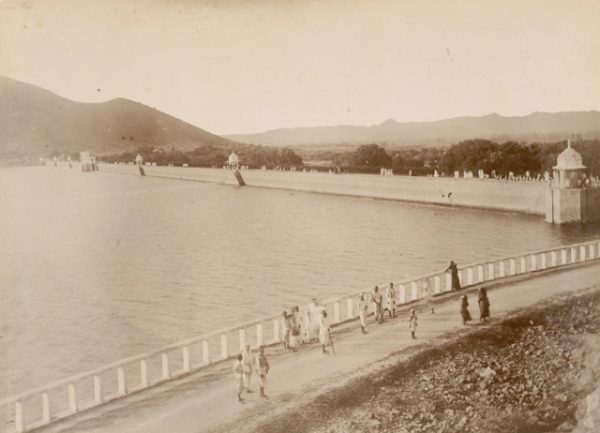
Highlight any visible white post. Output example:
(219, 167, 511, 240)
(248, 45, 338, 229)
(334, 302, 341, 323)
(530, 254, 537, 271)
(477, 265, 484, 282)
(347, 298, 354, 318)
(520, 257, 527, 273)
(15, 401, 24, 433)
(117, 366, 127, 395)
(256, 324, 264, 346)
(162, 353, 170, 379)
(93, 374, 102, 402)
(540, 253, 547, 269)
(571, 247, 577, 263)
(434, 276, 441, 294)
(590, 244, 596, 260)
(551, 251, 558, 267)
(183, 346, 190, 372)
(509, 258, 516, 275)
(220, 335, 228, 359)
(68, 383, 77, 413)
(239, 329, 246, 352)
(410, 281, 418, 300)
(561, 249, 568, 265)
(498, 260, 505, 277)
(580, 245, 587, 261)
(445, 273, 452, 291)
(487, 263, 494, 280)
(42, 392, 51, 423)
(202, 341, 209, 365)
(458, 269, 463, 286)
(467, 268, 474, 285)
(140, 360, 149, 387)
(399, 284, 406, 304)
(273, 319, 280, 342)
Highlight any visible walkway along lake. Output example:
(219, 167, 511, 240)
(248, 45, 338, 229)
(1, 165, 600, 399)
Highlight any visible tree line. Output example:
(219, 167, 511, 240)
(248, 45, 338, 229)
(311, 140, 600, 176)
(101, 144, 303, 169)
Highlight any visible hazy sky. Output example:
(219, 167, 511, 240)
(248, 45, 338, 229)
(1, 0, 600, 134)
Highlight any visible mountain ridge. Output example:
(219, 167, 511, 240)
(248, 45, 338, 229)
(226, 110, 600, 147)
(0, 76, 237, 160)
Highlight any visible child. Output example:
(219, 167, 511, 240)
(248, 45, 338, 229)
(409, 309, 418, 339)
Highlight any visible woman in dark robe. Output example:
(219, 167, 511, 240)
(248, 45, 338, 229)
(478, 287, 490, 322)
(446, 260, 461, 291)
(460, 295, 472, 325)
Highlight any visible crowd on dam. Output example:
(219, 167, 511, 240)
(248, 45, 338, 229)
(231, 261, 492, 403)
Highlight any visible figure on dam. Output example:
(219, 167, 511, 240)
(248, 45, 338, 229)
(255, 346, 270, 399)
(281, 311, 291, 350)
(478, 287, 490, 322)
(319, 310, 332, 354)
(409, 309, 418, 339)
(241, 344, 254, 393)
(386, 282, 397, 318)
(446, 260, 461, 291)
(358, 293, 368, 334)
(233, 354, 245, 403)
(371, 286, 384, 323)
(460, 295, 472, 326)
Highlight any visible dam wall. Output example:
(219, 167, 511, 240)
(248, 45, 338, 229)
(102, 164, 549, 215)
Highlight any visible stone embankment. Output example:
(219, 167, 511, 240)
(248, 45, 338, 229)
(253, 289, 600, 433)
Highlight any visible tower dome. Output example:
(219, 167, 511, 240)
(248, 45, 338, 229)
(553, 139, 586, 170)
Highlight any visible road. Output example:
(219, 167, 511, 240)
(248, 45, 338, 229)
(37, 262, 600, 433)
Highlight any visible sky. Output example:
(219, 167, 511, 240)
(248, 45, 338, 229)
(1, 0, 600, 135)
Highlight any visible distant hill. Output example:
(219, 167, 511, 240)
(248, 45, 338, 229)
(0, 76, 237, 160)
(226, 111, 600, 147)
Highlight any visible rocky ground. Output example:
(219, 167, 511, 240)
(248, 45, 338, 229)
(250, 288, 600, 433)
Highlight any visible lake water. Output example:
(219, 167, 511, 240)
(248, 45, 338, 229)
(1, 166, 599, 397)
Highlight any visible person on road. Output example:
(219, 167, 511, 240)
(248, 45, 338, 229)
(409, 309, 418, 339)
(241, 344, 254, 393)
(386, 282, 396, 318)
(478, 287, 491, 322)
(319, 310, 332, 354)
(446, 260, 461, 291)
(281, 311, 290, 350)
(233, 354, 245, 403)
(371, 286, 384, 324)
(460, 295, 472, 325)
(358, 293, 368, 334)
(255, 345, 270, 399)
(289, 306, 301, 350)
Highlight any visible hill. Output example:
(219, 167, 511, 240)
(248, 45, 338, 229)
(226, 111, 600, 147)
(0, 76, 237, 162)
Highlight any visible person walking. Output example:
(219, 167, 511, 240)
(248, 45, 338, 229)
(460, 295, 472, 325)
(241, 344, 254, 393)
(409, 309, 418, 339)
(319, 310, 332, 354)
(446, 260, 461, 291)
(478, 287, 491, 322)
(233, 354, 245, 403)
(371, 286, 384, 324)
(386, 282, 396, 318)
(358, 293, 368, 334)
(255, 345, 270, 399)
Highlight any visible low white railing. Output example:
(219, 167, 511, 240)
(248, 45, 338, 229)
(2, 239, 599, 432)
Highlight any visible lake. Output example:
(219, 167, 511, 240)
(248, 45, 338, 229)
(1, 165, 599, 397)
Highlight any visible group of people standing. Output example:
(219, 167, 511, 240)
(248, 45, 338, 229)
(232, 344, 270, 402)
(281, 301, 334, 355)
(460, 287, 491, 325)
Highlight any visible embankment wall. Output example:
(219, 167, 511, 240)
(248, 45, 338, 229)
(103, 164, 549, 215)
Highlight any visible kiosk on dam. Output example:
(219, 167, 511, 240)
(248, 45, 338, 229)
(545, 140, 600, 224)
